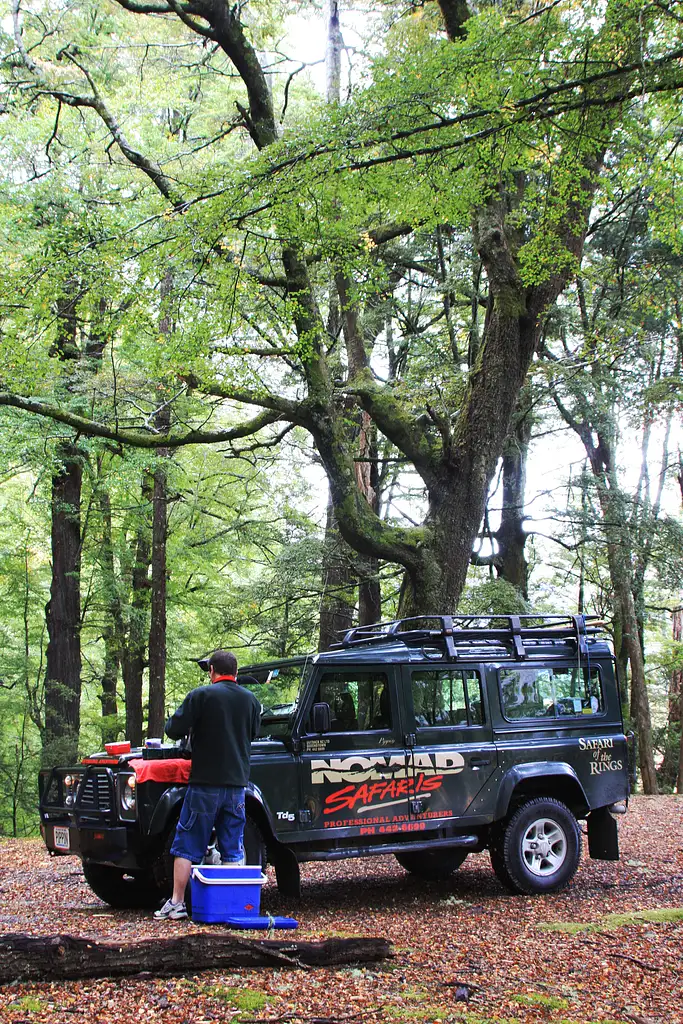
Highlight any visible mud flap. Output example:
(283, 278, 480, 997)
(587, 806, 619, 861)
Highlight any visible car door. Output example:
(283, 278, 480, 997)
(401, 663, 498, 821)
(297, 664, 412, 836)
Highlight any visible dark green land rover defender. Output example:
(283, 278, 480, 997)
(39, 615, 632, 906)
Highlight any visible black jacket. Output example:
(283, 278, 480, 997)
(165, 681, 261, 787)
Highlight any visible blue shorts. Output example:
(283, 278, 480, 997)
(170, 784, 246, 864)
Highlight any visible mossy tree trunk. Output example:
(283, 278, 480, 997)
(121, 490, 151, 748)
(44, 443, 83, 767)
(43, 281, 83, 768)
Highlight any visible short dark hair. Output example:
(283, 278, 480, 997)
(208, 649, 237, 676)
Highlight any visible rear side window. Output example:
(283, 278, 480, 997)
(412, 669, 484, 728)
(499, 666, 603, 720)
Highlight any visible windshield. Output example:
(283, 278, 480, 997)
(241, 659, 313, 738)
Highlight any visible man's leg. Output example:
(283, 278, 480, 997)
(172, 856, 192, 904)
(215, 786, 246, 864)
(155, 785, 216, 919)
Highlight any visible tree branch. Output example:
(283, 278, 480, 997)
(56, 49, 180, 203)
(165, 0, 214, 39)
(344, 371, 441, 485)
(0, 394, 284, 449)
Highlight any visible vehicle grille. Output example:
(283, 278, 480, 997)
(78, 771, 112, 813)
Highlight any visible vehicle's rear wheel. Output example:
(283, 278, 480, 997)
(395, 848, 468, 880)
(490, 797, 582, 895)
(82, 861, 162, 909)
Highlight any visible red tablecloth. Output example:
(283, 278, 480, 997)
(129, 757, 191, 784)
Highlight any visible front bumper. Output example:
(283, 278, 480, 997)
(42, 821, 138, 866)
(40, 765, 144, 869)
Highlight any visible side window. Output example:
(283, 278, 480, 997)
(500, 666, 603, 720)
(309, 671, 391, 733)
(466, 675, 484, 725)
(412, 670, 484, 728)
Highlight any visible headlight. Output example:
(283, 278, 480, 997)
(62, 773, 81, 805)
(120, 775, 137, 813)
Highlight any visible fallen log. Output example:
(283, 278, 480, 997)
(0, 932, 393, 983)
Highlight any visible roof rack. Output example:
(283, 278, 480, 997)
(331, 614, 604, 660)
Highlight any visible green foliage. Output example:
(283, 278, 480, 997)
(6, 996, 46, 1012)
(537, 908, 683, 933)
(203, 985, 269, 1012)
(460, 578, 529, 616)
(511, 993, 570, 1010)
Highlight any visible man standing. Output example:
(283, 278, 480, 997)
(154, 650, 261, 920)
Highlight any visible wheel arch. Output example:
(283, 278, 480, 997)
(245, 784, 282, 863)
(495, 763, 589, 822)
(147, 785, 186, 837)
(146, 782, 286, 867)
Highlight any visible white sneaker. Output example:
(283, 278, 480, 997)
(154, 898, 188, 920)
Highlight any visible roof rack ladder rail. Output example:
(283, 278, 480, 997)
(340, 627, 358, 647)
(442, 615, 457, 659)
(572, 614, 589, 657)
(509, 615, 527, 659)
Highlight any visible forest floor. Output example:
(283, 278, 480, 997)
(0, 796, 682, 1024)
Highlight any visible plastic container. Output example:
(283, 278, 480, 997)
(190, 864, 266, 923)
(104, 741, 131, 756)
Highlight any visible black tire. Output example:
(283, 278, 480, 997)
(395, 848, 468, 880)
(491, 797, 582, 895)
(244, 814, 266, 868)
(488, 825, 515, 891)
(82, 861, 163, 909)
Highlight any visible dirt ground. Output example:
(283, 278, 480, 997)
(1, 795, 682, 1024)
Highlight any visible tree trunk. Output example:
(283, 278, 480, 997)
(325, 0, 343, 105)
(0, 933, 393, 983)
(495, 395, 532, 600)
(672, 458, 683, 793)
(612, 609, 629, 710)
(43, 445, 82, 766)
(121, 499, 151, 748)
(147, 462, 168, 738)
(319, 496, 355, 651)
(97, 485, 121, 744)
(321, 5, 381, 633)
(597, 484, 657, 793)
(391, 303, 537, 616)
(147, 274, 173, 739)
(43, 277, 84, 768)
(621, 584, 657, 794)
(659, 607, 683, 791)
(355, 413, 381, 625)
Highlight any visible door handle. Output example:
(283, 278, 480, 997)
(469, 757, 491, 768)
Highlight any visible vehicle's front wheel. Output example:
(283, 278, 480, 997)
(395, 848, 468, 880)
(82, 861, 162, 909)
(243, 814, 266, 867)
(490, 797, 582, 895)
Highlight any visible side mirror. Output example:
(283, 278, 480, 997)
(311, 702, 331, 734)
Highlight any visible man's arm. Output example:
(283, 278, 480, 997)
(251, 697, 262, 740)
(165, 692, 197, 740)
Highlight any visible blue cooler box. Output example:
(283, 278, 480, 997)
(191, 864, 266, 923)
